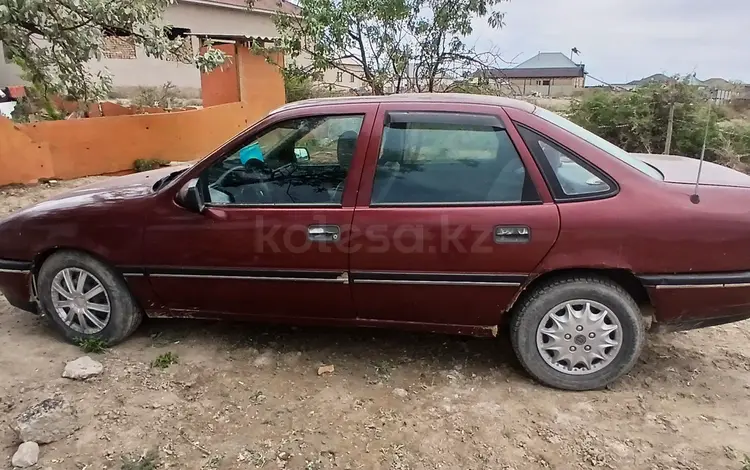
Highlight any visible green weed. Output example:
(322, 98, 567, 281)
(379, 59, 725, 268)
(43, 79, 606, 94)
(151, 351, 179, 369)
(76, 338, 108, 354)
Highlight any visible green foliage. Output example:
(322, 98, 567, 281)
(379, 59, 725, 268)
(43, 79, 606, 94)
(77, 338, 108, 354)
(742, 455, 750, 470)
(194, 41, 233, 74)
(0, 0, 228, 104)
(568, 82, 726, 161)
(151, 351, 179, 368)
(134, 158, 170, 172)
(275, 0, 509, 94)
(10, 84, 65, 123)
(121, 450, 160, 470)
(283, 67, 315, 102)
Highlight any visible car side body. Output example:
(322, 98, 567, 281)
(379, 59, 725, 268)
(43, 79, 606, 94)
(2, 93, 750, 340)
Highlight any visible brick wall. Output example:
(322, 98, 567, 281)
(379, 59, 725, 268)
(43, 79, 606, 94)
(102, 36, 136, 60)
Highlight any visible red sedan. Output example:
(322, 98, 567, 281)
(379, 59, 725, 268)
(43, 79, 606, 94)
(2, 94, 749, 390)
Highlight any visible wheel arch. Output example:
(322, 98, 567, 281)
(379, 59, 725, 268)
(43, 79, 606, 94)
(510, 268, 653, 319)
(32, 246, 117, 276)
(31, 247, 126, 298)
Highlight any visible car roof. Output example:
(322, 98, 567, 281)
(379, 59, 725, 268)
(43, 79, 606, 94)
(272, 93, 538, 115)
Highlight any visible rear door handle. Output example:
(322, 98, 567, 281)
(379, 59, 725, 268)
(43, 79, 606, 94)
(308, 225, 340, 242)
(494, 225, 531, 244)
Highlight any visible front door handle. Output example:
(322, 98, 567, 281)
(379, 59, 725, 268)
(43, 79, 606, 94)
(308, 225, 340, 242)
(494, 225, 531, 244)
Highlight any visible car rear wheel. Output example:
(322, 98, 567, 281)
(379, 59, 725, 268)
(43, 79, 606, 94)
(37, 251, 142, 345)
(511, 275, 645, 391)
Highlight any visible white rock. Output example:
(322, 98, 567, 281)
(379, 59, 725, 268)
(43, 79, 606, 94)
(62, 356, 103, 380)
(252, 352, 275, 368)
(12, 396, 80, 444)
(12, 442, 39, 468)
(392, 388, 408, 398)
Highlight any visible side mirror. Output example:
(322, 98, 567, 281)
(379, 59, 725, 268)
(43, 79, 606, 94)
(176, 178, 205, 213)
(294, 147, 310, 161)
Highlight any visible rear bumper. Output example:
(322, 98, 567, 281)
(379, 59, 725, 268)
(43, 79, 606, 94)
(639, 272, 750, 330)
(0, 259, 37, 314)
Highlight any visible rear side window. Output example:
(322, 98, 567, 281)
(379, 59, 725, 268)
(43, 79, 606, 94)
(371, 112, 539, 205)
(518, 126, 614, 200)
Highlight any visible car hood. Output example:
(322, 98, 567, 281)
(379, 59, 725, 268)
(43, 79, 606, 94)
(47, 164, 192, 201)
(8, 164, 192, 221)
(633, 153, 750, 188)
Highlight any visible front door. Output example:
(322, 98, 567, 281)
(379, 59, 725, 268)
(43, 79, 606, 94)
(142, 106, 376, 320)
(349, 103, 561, 329)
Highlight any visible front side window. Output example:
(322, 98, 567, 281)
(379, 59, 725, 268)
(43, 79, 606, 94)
(371, 113, 539, 205)
(202, 114, 364, 205)
(518, 126, 613, 198)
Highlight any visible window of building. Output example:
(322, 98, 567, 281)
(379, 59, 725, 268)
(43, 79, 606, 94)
(349, 73, 355, 83)
(542, 79, 551, 86)
(164, 26, 193, 63)
(536, 80, 542, 86)
(102, 27, 136, 59)
(517, 126, 613, 199)
(202, 114, 365, 205)
(371, 113, 539, 205)
(336, 72, 343, 82)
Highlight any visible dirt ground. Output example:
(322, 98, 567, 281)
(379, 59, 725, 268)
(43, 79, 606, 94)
(2, 179, 750, 470)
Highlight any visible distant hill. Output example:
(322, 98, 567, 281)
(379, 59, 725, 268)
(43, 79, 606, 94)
(625, 74, 670, 86)
(624, 74, 741, 90)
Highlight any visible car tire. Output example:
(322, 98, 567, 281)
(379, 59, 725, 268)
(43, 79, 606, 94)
(37, 250, 142, 345)
(510, 275, 645, 391)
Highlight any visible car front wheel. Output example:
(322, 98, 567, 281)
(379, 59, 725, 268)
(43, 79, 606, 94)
(511, 275, 646, 391)
(37, 251, 143, 345)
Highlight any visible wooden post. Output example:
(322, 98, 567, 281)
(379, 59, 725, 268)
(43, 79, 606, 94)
(664, 102, 675, 154)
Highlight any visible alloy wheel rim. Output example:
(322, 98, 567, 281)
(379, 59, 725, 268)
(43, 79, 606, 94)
(536, 299, 622, 376)
(50, 268, 111, 334)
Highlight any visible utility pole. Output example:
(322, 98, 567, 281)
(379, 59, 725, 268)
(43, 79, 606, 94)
(664, 102, 675, 154)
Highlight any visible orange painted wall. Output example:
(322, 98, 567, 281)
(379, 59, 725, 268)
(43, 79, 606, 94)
(16, 102, 260, 180)
(0, 45, 286, 185)
(237, 47, 285, 116)
(0, 118, 54, 186)
(200, 44, 241, 108)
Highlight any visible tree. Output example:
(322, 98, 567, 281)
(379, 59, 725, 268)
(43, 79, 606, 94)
(568, 81, 725, 160)
(0, 0, 228, 104)
(274, 0, 509, 95)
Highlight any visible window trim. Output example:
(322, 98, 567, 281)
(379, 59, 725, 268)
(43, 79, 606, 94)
(200, 113, 366, 209)
(369, 200, 544, 208)
(514, 124, 619, 203)
(386, 111, 505, 129)
(368, 111, 541, 208)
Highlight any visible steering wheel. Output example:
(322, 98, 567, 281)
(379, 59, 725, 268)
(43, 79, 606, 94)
(209, 164, 273, 203)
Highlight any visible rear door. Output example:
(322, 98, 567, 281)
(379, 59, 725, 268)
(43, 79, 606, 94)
(349, 102, 560, 329)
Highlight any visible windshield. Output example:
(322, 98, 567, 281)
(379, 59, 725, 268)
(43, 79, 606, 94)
(533, 107, 663, 180)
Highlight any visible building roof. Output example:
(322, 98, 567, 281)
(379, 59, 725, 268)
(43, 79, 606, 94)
(515, 52, 579, 69)
(187, 32, 279, 43)
(181, 0, 300, 15)
(480, 52, 585, 79)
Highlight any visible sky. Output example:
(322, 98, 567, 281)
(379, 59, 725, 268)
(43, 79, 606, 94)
(469, 0, 750, 84)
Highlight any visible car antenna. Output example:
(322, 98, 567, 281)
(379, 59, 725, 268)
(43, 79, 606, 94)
(690, 91, 714, 204)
